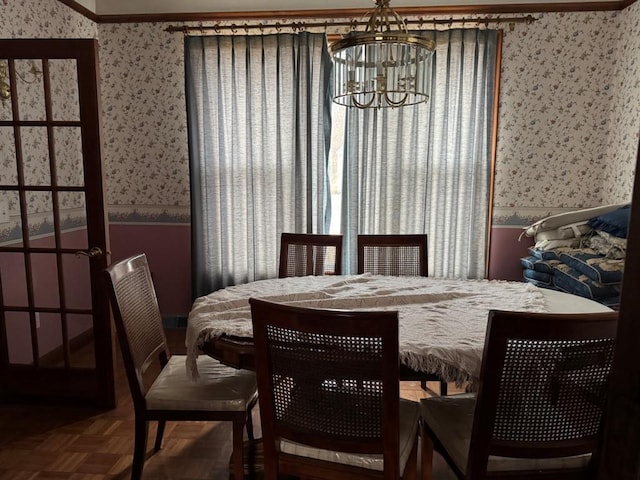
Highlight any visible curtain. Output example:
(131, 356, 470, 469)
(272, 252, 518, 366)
(340, 29, 498, 278)
(186, 33, 332, 297)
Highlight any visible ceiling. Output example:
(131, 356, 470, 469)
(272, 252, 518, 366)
(74, 0, 623, 15)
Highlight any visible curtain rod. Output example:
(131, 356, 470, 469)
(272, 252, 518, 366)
(165, 14, 536, 35)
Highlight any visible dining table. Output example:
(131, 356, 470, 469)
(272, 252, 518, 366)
(185, 274, 612, 387)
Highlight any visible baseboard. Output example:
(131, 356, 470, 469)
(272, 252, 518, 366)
(162, 315, 187, 328)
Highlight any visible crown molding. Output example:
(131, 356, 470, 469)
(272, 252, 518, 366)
(57, 0, 99, 22)
(57, 0, 637, 24)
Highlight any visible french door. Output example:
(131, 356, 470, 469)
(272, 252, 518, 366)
(0, 39, 114, 407)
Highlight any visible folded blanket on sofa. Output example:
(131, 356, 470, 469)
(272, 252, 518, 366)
(528, 247, 575, 261)
(559, 250, 624, 285)
(522, 276, 559, 290)
(552, 263, 622, 300)
(585, 231, 627, 259)
(522, 268, 552, 284)
(520, 256, 560, 274)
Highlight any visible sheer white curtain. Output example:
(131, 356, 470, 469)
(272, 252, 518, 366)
(340, 29, 498, 278)
(186, 33, 332, 296)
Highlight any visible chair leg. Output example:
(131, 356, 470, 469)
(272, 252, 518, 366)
(420, 422, 434, 480)
(440, 381, 448, 396)
(420, 380, 428, 391)
(262, 445, 278, 480)
(231, 420, 245, 480)
(154, 420, 166, 452)
(246, 410, 255, 441)
(132, 418, 149, 480)
(404, 432, 419, 480)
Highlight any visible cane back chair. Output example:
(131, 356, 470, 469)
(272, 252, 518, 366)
(357, 234, 444, 394)
(278, 233, 343, 278)
(357, 234, 428, 277)
(105, 253, 258, 480)
(250, 298, 420, 480)
(420, 310, 618, 480)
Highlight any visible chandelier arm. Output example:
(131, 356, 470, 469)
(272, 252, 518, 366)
(387, 6, 408, 33)
(383, 91, 409, 107)
(350, 92, 378, 109)
(365, 2, 381, 33)
(379, 8, 390, 33)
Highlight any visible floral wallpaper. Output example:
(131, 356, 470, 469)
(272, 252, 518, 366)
(1, 1, 639, 232)
(602, 1, 640, 204)
(0, 0, 97, 38)
(97, 10, 638, 227)
(50, 59, 81, 122)
(0, 0, 96, 242)
(98, 22, 190, 223)
(493, 10, 625, 226)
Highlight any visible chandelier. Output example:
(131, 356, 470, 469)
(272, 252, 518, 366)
(329, 0, 435, 109)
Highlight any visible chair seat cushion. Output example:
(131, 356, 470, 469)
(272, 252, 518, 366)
(420, 394, 591, 475)
(146, 355, 257, 411)
(279, 398, 419, 474)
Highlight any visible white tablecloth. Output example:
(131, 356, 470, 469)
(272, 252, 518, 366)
(186, 274, 610, 384)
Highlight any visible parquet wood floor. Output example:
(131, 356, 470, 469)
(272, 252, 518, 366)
(0, 329, 459, 480)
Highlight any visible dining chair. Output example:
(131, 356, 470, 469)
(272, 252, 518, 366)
(104, 253, 258, 480)
(278, 232, 343, 278)
(357, 234, 428, 277)
(420, 309, 618, 480)
(249, 298, 420, 480)
(357, 234, 441, 394)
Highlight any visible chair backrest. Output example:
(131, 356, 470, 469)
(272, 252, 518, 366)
(249, 298, 401, 474)
(468, 310, 618, 476)
(278, 233, 343, 278)
(104, 253, 169, 408)
(357, 234, 428, 276)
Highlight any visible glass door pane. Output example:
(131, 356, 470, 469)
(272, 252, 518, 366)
(0, 39, 113, 406)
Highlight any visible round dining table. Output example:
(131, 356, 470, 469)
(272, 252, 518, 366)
(185, 274, 612, 386)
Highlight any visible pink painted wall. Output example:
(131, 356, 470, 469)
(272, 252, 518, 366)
(487, 227, 534, 281)
(1, 224, 193, 364)
(1, 229, 93, 364)
(107, 224, 530, 317)
(108, 224, 192, 317)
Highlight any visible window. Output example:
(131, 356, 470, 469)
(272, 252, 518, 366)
(331, 29, 499, 278)
(186, 29, 499, 294)
(186, 33, 332, 295)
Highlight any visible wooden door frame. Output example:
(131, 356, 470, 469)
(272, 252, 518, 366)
(0, 38, 114, 408)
